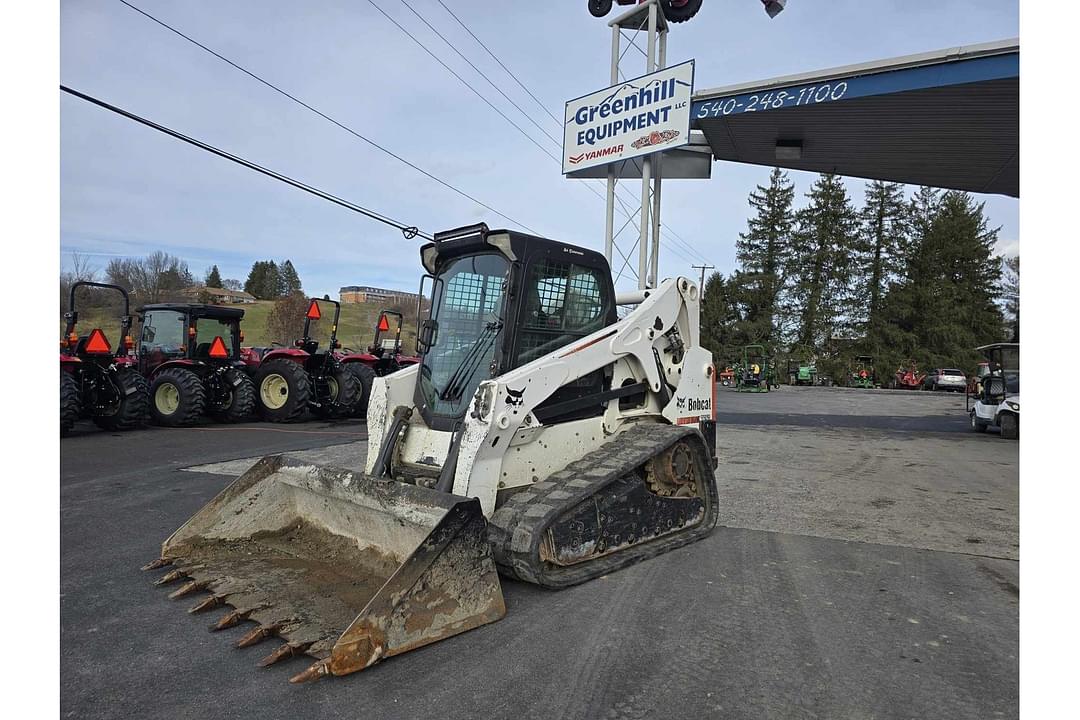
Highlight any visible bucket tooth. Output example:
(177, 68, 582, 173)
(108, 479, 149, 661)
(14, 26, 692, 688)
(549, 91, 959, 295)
(258, 642, 313, 668)
(153, 569, 186, 586)
(141, 558, 171, 571)
(168, 580, 206, 600)
(188, 595, 225, 614)
(236, 624, 279, 648)
(212, 608, 251, 632)
(289, 659, 330, 684)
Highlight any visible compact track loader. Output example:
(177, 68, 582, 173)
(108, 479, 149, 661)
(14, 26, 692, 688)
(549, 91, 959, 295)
(145, 224, 719, 682)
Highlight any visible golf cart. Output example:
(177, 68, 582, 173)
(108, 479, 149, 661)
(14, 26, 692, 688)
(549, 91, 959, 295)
(967, 343, 1019, 439)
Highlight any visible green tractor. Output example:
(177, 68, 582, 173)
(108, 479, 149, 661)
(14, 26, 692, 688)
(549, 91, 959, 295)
(735, 344, 771, 393)
(848, 355, 876, 389)
(786, 345, 817, 386)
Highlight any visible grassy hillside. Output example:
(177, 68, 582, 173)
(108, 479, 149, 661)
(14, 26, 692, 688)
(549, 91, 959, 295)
(61, 300, 419, 352)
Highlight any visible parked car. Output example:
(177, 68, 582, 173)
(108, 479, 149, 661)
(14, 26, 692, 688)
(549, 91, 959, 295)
(923, 368, 967, 392)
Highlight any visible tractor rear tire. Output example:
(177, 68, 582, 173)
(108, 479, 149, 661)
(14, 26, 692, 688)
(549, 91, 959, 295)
(313, 366, 360, 419)
(61, 370, 80, 436)
(254, 359, 311, 423)
(210, 369, 256, 423)
(347, 363, 377, 419)
(150, 368, 207, 427)
(662, 0, 703, 23)
(93, 367, 149, 431)
(999, 413, 1018, 440)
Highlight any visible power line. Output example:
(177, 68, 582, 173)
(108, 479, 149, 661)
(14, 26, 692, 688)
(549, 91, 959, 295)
(364, 0, 561, 164)
(691, 264, 715, 292)
(398, 0, 561, 147)
(117, 0, 537, 234)
(435, 0, 562, 127)
(60, 85, 433, 241)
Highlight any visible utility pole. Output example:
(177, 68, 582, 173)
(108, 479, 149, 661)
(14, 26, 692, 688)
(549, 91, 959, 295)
(691, 264, 714, 295)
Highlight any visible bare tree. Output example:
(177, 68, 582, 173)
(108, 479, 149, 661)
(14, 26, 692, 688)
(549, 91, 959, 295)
(105, 251, 194, 304)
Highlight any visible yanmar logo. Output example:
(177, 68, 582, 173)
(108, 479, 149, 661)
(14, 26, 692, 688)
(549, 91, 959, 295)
(568, 144, 624, 165)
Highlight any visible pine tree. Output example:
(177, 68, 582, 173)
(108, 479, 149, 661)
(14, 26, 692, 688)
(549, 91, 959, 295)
(266, 260, 282, 299)
(877, 190, 1004, 370)
(786, 173, 861, 349)
(1002, 255, 1018, 342)
(735, 167, 795, 343)
(855, 181, 908, 341)
(280, 260, 302, 295)
(244, 261, 266, 298)
(205, 265, 223, 288)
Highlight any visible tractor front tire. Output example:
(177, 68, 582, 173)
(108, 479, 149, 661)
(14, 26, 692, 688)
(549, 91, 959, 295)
(210, 369, 256, 423)
(150, 368, 207, 427)
(61, 370, 80, 435)
(313, 366, 360, 419)
(347, 363, 377, 419)
(93, 367, 149, 431)
(999, 413, 1018, 440)
(255, 359, 311, 423)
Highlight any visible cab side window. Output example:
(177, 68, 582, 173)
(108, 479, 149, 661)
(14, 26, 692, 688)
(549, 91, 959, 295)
(140, 310, 185, 355)
(516, 260, 609, 367)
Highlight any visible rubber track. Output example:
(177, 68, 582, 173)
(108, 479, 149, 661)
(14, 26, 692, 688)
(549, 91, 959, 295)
(488, 423, 719, 589)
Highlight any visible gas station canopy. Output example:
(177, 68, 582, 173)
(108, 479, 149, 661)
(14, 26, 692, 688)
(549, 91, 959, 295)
(690, 39, 1019, 197)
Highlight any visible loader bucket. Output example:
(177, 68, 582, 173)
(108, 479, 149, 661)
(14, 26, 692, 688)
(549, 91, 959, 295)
(144, 455, 505, 682)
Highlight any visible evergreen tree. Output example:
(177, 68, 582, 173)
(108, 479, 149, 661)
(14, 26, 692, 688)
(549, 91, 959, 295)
(205, 265, 223, 288)
(786, 173, 861, 349)
(280, 260, 302, 295)
(735, 167, 795, 343)
(877, 190, 1004, 370)
(244, 260, 284, 300)
(855, 181, 908, 341)
(1002, 255, 1018, 342)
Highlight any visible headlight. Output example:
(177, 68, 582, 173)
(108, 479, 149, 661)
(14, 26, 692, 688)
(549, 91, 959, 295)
(1006, 401, 1019, 411)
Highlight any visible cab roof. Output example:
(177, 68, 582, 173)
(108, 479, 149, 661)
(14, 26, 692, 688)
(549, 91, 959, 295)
(139, 303, 245, 320)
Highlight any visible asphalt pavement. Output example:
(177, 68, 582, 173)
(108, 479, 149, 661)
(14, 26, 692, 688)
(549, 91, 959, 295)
(60, 386, 1018, 720)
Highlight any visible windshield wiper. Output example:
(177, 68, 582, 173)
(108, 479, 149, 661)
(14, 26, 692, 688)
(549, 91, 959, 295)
(440, 320, 503, 402)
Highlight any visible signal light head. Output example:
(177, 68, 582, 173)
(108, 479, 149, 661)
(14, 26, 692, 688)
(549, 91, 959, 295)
(306, 301, 322, 320)
(84, 328, 112, 354)
(239, 330, 245, 342)
(208, 336, 229, 359)
(67, 332, 79, 347)
(188, 326, 197, 337)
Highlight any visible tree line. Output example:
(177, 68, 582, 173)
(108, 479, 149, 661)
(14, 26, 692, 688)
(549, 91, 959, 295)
(702, 169, 1017, 379)
(60, 251, 304, 310)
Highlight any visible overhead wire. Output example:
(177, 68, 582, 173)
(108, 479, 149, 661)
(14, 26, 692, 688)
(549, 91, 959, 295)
(424, 2, 710, 268)
(60, 85, 434, 240)
(117, 0, 538, 234)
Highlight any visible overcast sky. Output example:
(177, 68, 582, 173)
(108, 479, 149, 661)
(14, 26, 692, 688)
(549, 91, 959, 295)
(60, 0, 1019, 298)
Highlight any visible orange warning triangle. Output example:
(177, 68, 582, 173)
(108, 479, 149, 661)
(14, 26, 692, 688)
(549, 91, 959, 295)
(208, 336, 229, 358)
(306, 300, 322, 320)
(84, 328, 111, 354)
(377, 314, 391, 332)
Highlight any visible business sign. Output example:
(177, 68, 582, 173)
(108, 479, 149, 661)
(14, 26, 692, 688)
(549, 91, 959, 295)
(563, 60, 694, 175)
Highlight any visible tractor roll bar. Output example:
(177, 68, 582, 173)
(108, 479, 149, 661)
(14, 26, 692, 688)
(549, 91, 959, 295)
(65, 281, 132, 340)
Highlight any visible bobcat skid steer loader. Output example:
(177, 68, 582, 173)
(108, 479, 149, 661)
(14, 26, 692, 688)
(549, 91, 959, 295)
(144, 223, 719, 683)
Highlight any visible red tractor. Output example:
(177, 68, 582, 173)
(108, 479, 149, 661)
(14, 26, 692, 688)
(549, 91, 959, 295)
(60, 282, 149, 435)
(588, 1, 704, 23)
(342, 310, 421, 418)
(250, 298, 362, 422)
(892, 360, 926, 390)
(138, 304, 257, 426)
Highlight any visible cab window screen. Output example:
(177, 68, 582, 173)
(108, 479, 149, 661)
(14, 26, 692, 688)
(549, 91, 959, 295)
(517, 260, 608, 366)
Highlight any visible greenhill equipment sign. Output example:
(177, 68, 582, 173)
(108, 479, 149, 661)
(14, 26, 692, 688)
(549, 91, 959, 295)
(562, 60, 694, 175)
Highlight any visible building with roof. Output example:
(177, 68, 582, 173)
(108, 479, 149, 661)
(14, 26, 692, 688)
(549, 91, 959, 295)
(339, 285, 420, 306)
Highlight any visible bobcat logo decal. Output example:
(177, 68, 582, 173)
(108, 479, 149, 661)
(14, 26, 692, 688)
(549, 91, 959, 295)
(505, 387, 526, 407)
(676, 396, 686, 410)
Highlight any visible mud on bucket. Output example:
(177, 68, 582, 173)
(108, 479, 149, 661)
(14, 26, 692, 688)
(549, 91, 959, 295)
(144, 455, 506, 682)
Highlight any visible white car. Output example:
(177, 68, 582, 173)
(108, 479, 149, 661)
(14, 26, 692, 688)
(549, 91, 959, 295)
(925, 368, 967, 392)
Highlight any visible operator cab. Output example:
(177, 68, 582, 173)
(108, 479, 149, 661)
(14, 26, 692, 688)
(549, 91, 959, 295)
(415, 223, 617, 431)
(138, 304, 244, 373)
